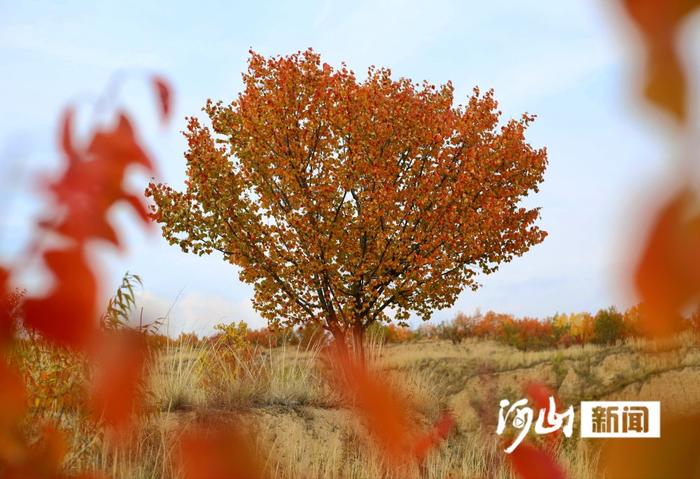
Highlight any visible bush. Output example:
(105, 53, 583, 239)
(366, 323, 414, 344)
(593, 307, 626, 345)
(385, 324, 414, 343)
(246, 327, 289, 348)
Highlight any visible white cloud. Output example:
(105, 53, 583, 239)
(136, 290, 266, 337)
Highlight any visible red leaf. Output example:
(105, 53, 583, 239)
(508, 442, 566, 479)
(324, 345, 451, 469)
(177, 425, 267, 479)
(60, 108, 81, 166)
(48, 112, 155, 246)
(89, 331, 147, 435)
(634, 190, 700, 336)
(0, 268, 14, 345)
(327, 351, 420, 467)
(87, 113, 152, 171)
(621, 0, 700, 121)
(152, 76, 172, 123)
(524, 381, 558, 411)
(24, 426, 67, 476)
(0, 361, 27, 466)
(23, 248, 97, 348)
(524, 381, 564, 448)
(413, 411, 454, 462)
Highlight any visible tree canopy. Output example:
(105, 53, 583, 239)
(146, 49, 547, 343)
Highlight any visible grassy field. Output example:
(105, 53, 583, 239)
(20, 334, 700, 478)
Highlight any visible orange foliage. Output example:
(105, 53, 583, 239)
(437, 308, 639, 350)
(385, 324, 414, 343)
(3, 0, 699, 474)
(245, 327, 283, 347)
(147, 48, 547, 347)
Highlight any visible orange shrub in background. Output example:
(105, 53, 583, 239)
(385, 324, 414, 344)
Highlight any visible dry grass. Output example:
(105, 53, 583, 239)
(18, 334, 700, 478)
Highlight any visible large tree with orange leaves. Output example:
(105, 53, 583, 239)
(146, 49, 547, 348)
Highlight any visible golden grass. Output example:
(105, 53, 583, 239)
(18, 334, 700, 478)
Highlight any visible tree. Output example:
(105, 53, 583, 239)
(146, 49, 547, 356)
(593, 307, 625, 345)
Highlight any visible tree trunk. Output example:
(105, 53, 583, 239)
(328, 323, 350, 359)
(352, 321, 365, 365)
(326, 320, 366, 365)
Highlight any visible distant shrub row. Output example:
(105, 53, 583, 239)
(400, 304, 700, 350)
(416, 308, 631, 350)
(155, 304, 700, 352)
(163, 321, 329, 350)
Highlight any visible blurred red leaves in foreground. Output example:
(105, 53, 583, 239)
(413, 412, 455, 463)
(597, 1, 700, 478)
(23, 247, 98, 348)
(524, 381, 563, 449)
(49, 109, 154, 247)
(152, 75, 172, 124)
(0, 268, 21, 345)
(176, 424, 267, 479)
(524, 381, 558, 413)
(621, 0, 700, 122)
(508, 442, 566, 479)
(0, 361, 27, 466)
(503, 382, 566, 479)
(0, 75, 171, 477)
(325, 345, 454, 472)
(599, 414, 700, 478)
(89, 332, 148, 435)
(505, 3, 700, 477)
(609, 187, 700, 478)
(634, 189, 700, 337)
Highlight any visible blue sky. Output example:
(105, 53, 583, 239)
(0, 0, 678, 335)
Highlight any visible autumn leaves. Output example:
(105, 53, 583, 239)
(624, 0, 700, 339)
(1, 0, 698, 474)
(0, 76, 171, 477)
(147, 49, 548, 347)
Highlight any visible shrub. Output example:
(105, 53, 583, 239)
(213, 321, 250, 351)
(246, 327, 288, 348)
(385, 324, 414, 343)
(593, 307, 626, 345)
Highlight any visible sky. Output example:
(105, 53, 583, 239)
(0, 0, 689, 336)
